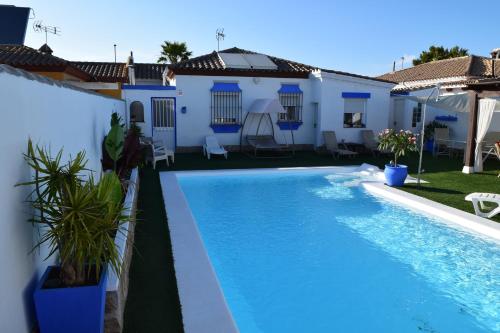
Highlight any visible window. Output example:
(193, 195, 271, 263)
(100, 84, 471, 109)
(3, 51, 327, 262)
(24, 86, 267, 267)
(210, 82, 242, 125)
(278, 84, 303, 122)
(129, 101, 144, 123)
(343, 98, 367, 128)
(412, 103, 422, 127)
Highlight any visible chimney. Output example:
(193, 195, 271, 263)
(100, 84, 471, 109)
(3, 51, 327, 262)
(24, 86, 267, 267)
(38, 43, 53, 55)
(126, 51, 135, 85)
(491, 48, 500, 59)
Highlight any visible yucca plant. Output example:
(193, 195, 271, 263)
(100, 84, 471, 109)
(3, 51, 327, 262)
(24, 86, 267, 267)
(18, 139, 127, 286)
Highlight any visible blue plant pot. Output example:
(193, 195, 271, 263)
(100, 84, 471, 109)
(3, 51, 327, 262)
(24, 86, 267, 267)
(384, 164, 408, 187)
(424, 139, 434, 152)
(34, 266, 108, 333)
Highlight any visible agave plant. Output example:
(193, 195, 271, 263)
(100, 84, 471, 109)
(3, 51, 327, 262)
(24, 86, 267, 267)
(18, 140, 127, 286)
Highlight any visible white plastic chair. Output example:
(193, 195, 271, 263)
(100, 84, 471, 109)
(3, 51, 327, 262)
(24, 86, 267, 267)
(433, 128, 450, 157)
(203, 135, 228, 160)
(141, 137, 174, 168)
(465, 193, 500, 218)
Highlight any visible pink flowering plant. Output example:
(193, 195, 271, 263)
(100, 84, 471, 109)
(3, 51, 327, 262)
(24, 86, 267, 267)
(378, 129, 418, 167)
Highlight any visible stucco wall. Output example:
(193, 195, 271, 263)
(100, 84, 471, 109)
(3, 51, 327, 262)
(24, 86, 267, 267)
(122, 88, 177, 137)
(122, 75, 393, 151)
(314, 72, 394, 145)
(174, 75, 315, 148)
(0, 66, 125, 333)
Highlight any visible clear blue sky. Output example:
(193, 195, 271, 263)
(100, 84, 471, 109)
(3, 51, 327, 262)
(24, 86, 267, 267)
(11, 0, 500, 76)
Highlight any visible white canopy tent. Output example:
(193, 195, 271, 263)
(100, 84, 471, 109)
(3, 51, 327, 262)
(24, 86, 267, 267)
(405, 93, 500, 113)
(247, 98, 286, 114)
(401, 93, 500, 173)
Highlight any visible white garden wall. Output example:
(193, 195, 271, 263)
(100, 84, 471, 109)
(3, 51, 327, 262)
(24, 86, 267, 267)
(0, 65, 125, 333)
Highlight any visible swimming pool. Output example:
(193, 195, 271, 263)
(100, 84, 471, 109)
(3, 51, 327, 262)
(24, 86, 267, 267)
(165, 168, 500, 333)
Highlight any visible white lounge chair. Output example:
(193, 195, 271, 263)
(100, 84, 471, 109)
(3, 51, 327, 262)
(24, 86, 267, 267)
(481, 132, 500, 162)
(322, 131, 358, 159)
(361, 130, 390, 156)
(203, 135, 228, 160)
(465, 193, 500, 218)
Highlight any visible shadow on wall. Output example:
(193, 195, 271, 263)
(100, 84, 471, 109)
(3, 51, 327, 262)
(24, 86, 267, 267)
(12, 149, 38, 331)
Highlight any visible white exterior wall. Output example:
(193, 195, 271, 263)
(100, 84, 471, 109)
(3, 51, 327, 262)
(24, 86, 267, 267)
(123, 74, 394, 151)
(174, 75, 315, 148)
(314, 72, 394, 145)
(122, 88, 177, 137)
(0, 67, 125, 333)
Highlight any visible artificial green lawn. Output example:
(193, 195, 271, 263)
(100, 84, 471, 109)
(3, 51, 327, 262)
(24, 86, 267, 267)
(123, 151, 499, 333)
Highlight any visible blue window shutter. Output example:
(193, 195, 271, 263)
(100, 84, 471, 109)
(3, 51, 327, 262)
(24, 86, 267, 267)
(342, 92, 371, 99)
(211, 82, 241, 92)
(278, 84, 302, 94)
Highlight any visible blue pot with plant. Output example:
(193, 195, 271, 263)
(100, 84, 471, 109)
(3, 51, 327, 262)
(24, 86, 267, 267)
(378, 129, 418, 186)
(17, 140, 128, 333)
(424, 121, 447, 153)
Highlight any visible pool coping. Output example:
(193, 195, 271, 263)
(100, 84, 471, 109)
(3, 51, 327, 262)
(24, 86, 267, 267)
(361, 182, 500, 242)
(160, 172, 239, 333)
(160, 165, 499, 333)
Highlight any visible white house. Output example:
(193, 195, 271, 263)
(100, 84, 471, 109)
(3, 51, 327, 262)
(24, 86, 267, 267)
(378, 53, 500, 141)
(122, 47, 395, 152)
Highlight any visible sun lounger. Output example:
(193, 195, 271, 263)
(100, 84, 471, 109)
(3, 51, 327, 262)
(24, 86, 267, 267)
(361, 130, 390, 156)
(246, 135, 283, 150)
(203, 135, 228, 159)
(465, 193, 500, 218)
(322, 131, 358, 159)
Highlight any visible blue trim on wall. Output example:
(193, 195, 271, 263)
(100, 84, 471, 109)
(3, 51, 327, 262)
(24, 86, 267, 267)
(342, 92, 371, 99)
(278, 84, 302, 94)
(210, 124, 241, 133)
(210, 82, 241, 92)
(277, 121, 302, 130)
(435, 115, 458, 122)
(123, 85, 176, 90)
(390, 91, 409, 96)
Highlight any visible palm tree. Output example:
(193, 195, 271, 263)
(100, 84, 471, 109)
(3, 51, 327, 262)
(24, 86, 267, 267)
(157, 41, 192, 64)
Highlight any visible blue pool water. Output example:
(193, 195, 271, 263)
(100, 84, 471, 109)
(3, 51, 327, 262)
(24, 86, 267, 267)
(178, 170, 500, 333)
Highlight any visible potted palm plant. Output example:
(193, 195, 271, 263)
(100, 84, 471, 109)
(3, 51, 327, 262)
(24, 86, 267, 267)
(378, 129, 418, 186)
(18, 140, 127, 333)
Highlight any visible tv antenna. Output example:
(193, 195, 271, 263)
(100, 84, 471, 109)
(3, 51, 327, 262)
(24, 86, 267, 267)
(33, 21, 61, 44)
(216, 28, 225, 52)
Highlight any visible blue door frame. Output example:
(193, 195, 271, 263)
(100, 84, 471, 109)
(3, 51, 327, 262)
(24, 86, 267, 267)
(150, 97, 177, 150)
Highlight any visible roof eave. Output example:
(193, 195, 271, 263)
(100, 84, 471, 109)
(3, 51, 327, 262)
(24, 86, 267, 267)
(169, 68, 310, 79)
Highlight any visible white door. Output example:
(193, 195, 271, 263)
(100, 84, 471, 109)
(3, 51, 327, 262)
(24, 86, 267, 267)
(152, 97, 175, 151)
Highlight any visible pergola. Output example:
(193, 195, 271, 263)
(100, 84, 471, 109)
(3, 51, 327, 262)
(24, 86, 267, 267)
(462, 80, 500, 173)
(404, 80, 500, 175)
